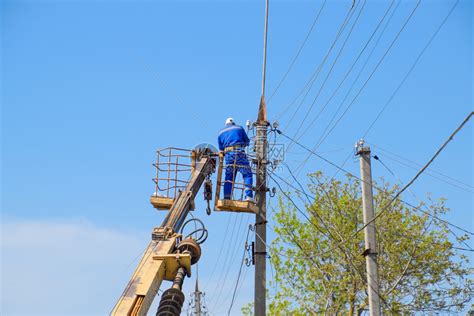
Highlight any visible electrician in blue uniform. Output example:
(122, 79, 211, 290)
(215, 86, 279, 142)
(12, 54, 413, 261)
(217, 118, 254, 202)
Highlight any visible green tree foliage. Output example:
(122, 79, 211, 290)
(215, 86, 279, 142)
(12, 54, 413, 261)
(245, 172, 472, 315)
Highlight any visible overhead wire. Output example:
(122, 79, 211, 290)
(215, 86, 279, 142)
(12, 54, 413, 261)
(378, 226, 472, 252)
(280, 151, 474, 241)
(275, 0, 359, 124)
(253, 213, 395, 313)
(266, 171, 474, 264)
(218, 216, 253, 309)
(372, 153, 473, 251)
(288, 0, 398, 151)
(227, 224, 252, 315)
(289, 0, 401, 175)
(361, 0, 460, 139)
(267, 0, 327, 103)
(382, 112, 473, 211)
(277, 120, 474, 237)
(374, 152, 473, 193)
(233, 253, 251, 308)
(312, 0, 423, 151)
(289, 0, 423, 176)
(235, 200, 275, 299)
(287, 0, 368, 147)
(206, 213, 240, 307)
(371, 143, 473, 189)
(204, 213, 233, 292)
(210, 213, 246, 311)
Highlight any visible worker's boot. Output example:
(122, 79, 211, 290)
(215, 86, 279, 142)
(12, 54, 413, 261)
(245, 196, 255, 203)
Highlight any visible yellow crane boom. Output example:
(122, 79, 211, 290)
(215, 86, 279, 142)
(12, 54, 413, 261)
(111, 149, 216, 316)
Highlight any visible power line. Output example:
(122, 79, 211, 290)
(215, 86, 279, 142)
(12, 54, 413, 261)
(374, 152, 473, 193)
(210, 213, 246, 311)
(313, 0, 422, 150)
(276, 114, 474, 236)
(218, 217, 252, 310)
(227, 225, 252, 315)
(391, 112, 473, 204)
(266, 175, 473, 314)
(267, 0, 327, 103)
(282, 162, 312, 204)
(371, 143, 473, 189)
(362, 0, 460, 138)
(372, 154, 473, 251)
(377, 225, 472, 252)
(288, 0, 398, 150)
(205, 214, 233, 284)
(288, 0, 368, 145)
(275, 1, 359, 124)
(270, 167, 473, 254)
(257, 145, 472, 312)
(253, 214, 396, 313)
(204, 214, 234, 293)
(207, 213, 240, 307)
(290, 0, 405, 174)
(233, 254, 251, 308)
(282, 0, 420, 176)
(269, 171, 333, 241)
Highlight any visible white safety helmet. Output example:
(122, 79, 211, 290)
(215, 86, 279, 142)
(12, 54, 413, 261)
(225, 117, 235, 125)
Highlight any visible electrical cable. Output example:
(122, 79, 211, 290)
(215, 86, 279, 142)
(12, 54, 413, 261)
(275, 1, 359, 124)
(227, 225, 252, 315)
(204, 214, 233, 293)
(313, 0, 423, 150)
(307, 0, 400, 165)
(362, 0, 460, 138)
(267, 0, 327, 103)
(277, 118, 474, 236)
(269, 168, 473, 278)
(279, 0, 420, 176)
(377, 225, 472, 252)
(210, 214, 246, 311)
(206, 213, 240, 305)
(275, 153, 474, 243)
(288, 0, 398, 151)
(254, 219, 395, 313)
(288, 0, 368, 146)
(265, 162, 471, 311)
(371, 143, 473, 189)
(374, 152, 473, 193)
(217, 216, 253, 310)
(269, 168, 473, 266)
(372, 153, 473, 251)
(383, 112, 473, 211)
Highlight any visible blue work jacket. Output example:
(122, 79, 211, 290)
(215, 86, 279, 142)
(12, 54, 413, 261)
(217, 124, 250, 151)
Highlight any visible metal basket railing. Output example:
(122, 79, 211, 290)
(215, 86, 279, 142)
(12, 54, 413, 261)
(215, 151, 257, 202)
(152, 147, 194, 199)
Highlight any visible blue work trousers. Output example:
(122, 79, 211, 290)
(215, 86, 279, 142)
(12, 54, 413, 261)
(224, 151, 253, 199)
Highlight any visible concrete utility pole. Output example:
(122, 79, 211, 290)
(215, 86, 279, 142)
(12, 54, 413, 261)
(356, 140, 381, 316)
(254, 106, 268, 316)
(193, 280, 202, 316)
(255, 1, 269, 315)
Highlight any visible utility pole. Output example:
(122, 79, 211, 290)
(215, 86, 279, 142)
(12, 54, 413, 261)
(254, 104, 268, 316)
(192, 280, 202, 316)
(255, 1, 269, 315)
(356, 140, 381, 316)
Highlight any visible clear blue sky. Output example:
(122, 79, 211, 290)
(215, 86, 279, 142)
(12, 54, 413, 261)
(1, 0, 472, 315)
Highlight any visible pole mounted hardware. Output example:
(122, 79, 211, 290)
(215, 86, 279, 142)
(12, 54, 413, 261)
(356, 140, 382, 316)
